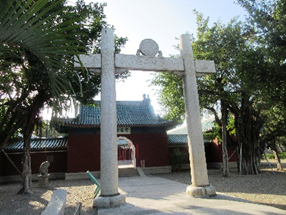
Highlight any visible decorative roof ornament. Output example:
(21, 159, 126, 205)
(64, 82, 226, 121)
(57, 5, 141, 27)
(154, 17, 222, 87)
(136, 39, 162, 57)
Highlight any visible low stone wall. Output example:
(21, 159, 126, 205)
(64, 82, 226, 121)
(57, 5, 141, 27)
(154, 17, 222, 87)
(41, 189, 67, 215)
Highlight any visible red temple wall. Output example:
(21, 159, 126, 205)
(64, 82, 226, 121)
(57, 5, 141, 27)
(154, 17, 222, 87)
(124, 132, 170, 167)
(67, 134, 100, 173)
(66, 131, 170, 173)
(207, 138, 237, 162)
(0, 151, 67, 176)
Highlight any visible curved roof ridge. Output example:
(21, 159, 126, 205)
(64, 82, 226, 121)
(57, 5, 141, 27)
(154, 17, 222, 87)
(54, 99, 179, 131)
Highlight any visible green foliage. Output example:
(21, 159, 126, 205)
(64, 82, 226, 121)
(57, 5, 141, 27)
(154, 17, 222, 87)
(226, 116, 236, 136)
(203, 122, 221, 142)
(150, 73, 184, 121)
(265, 152, 286, 160)
(151, 7, 286, 173)
(203, 113, 236, 143)
(238, 0, 286, 149)
(193, 14, 272, 174)
(0, 0, 85, 99)
(0, 0, 128, 148)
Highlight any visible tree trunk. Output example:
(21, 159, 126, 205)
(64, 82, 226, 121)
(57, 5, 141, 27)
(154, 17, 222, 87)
(18, 90, 47, 194)
(18, 137, 33, 194)
(237, 117, 261, 174)
(277, 142, 283, 153)
(239, 143, 242, 174)
(18, 112, 36, 194)
(273, 149, 283, 171)
(269, 141, 283, 171)
(234, 94, 262, 175)
(221, 100, 229, 177)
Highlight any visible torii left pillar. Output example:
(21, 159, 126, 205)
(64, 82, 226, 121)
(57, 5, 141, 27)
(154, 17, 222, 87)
(93, 28, 126, 208)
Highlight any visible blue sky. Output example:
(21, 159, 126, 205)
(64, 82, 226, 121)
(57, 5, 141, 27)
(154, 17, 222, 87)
(65, 0, 248, 116)
(91, 0, 247, 56)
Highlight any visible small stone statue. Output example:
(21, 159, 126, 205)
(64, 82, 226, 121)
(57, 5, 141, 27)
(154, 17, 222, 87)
(38, 161, 50, 188)
(39, 161, 50, 177)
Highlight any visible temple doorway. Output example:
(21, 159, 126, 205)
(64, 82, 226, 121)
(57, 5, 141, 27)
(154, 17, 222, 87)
(117, 136, 136, 169)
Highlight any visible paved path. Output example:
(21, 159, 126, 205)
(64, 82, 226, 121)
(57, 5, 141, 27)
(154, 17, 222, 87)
(98, 175, 286, 215)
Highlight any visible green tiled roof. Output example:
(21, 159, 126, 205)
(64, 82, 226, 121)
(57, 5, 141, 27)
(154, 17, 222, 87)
(167, 134, 210, 146)
(4, 138, 68, 152)
(55, 99, 178, 129)
(168, 135, 188, 145)
(4, 137, 132, 152)
(167, 121, 214, 135)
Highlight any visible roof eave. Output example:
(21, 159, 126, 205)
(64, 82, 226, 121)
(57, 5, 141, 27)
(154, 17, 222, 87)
(57, 121, 180, 130)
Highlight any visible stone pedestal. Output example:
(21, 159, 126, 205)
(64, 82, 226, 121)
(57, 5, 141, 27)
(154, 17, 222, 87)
(38, 175, 49, 188)
(93, 194, 126, 208)
(186, 185, 216, 198)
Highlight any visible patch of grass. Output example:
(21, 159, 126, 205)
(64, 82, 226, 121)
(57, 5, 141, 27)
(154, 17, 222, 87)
(265, 152, 286, 159)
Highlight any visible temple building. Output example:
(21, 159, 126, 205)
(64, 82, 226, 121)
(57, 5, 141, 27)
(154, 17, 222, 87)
(54, 96, 178, 178)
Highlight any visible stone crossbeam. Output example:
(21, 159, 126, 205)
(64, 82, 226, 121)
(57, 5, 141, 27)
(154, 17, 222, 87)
(115, 54, 184, 72)
(74, 54, 101, 68)
(194, 60, 216, 76)
(74, 54, 215, 76)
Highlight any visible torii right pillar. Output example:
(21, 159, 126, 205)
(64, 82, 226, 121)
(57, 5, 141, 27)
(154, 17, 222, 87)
(180, 34, 216, 197)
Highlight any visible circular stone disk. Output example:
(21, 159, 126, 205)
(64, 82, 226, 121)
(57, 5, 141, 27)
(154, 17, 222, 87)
(139, 39, 159, 57)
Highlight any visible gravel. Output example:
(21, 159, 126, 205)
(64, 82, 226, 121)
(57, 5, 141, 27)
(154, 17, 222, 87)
(0, 160, 285, 215)
(155, 160, 286, 211)
(0, 179, 96, 215)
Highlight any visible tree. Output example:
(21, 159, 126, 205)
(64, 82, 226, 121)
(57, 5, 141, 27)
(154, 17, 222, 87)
(151, 11, 274, 175)
(237, 0, 286, 169)
(0, 0, 127, 193)
(1, 0, 84, 193)
(193, 15, 263, 175)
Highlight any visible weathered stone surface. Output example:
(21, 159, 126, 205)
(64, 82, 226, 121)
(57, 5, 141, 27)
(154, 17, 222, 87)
(186, 185, 216, 198)
(74, 51, 215, 76)
(74, 54, 101, 68)
(180, 33, 215, 194)
(41, 189, 67, 215)
(115, 54, 184, 72)
(138, 39, 159, 57)
(100, 28, 119, 197)
(195, 60, 216, 75)
(38, 176, 49, 188)
(39, 161, 50, 177)
(93, 194, 126, 209)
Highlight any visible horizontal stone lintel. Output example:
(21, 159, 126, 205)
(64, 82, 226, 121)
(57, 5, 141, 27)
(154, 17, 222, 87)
(74, 54, 101, 68)
(115, 54, 184, 72)
(74, 54, 215, 75)
(195, 60, 216, 75)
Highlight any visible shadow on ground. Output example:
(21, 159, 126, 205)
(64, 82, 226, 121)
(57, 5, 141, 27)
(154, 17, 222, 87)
(154, 163, 286, 211)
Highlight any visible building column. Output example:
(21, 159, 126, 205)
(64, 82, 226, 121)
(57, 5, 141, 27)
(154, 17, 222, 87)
(180, 34, 216, 197)
(93, 28, 126, 208)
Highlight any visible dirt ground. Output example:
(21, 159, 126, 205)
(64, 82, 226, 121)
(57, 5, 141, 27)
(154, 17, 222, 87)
(0, 159, 285, 215)
(157, 160, 286, 211)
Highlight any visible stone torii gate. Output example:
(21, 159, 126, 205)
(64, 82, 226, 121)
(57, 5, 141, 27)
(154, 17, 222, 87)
(74, 28, 216, 208)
